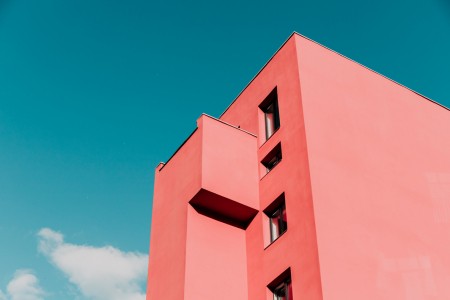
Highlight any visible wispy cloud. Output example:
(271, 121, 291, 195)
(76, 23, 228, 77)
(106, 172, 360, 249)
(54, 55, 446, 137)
(0, 270, 45, 300)
(37, 228, 148, 300)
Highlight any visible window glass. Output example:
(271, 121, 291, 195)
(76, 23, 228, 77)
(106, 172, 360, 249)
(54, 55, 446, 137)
(264, 101, 280, 139)
(273, 278, 292, 300)
(261, 143, 282, 174)
(260, 88, 280, 140)
(269, 203, 287, 242)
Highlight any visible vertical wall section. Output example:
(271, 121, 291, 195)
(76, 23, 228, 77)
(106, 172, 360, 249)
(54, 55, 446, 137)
(147, 114, 259, 300)
(147, 129, 202, 300)
(296, 34, 450, 299)
(221, 35, 323, 300)
(184, 206, 249, 299)
(148, 33, 450, 300)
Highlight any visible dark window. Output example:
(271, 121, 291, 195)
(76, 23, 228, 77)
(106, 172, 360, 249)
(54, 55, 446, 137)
(260, 88, 280, 140)
(261, 143, 282, 173)
(273, 278, 293, 300)
(269, 203, 287, 242)
(264, 193, 287, 243)
(268, 269, 293, 300)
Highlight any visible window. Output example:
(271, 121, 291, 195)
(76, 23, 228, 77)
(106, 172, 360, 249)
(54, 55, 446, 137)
(268, 269, 293, 300)
(269, 202, 287, 242)
(264, 193, 287, 243)
(260, 88, 280, 140)
(272, 278, 293, 300)
(261, 143, 282, 174)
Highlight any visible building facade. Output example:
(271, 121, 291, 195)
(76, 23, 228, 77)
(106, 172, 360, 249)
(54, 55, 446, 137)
(146, 33, 450, 299)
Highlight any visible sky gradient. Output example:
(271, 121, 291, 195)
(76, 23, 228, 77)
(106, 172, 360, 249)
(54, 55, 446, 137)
(1, 0, 449, 299)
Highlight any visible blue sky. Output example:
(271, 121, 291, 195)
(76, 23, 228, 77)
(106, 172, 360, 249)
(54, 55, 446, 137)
(0, 0, 449, 299)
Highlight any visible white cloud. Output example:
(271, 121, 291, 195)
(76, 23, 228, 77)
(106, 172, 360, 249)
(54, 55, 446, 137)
(37, 228, 148, 300)
(0, 270, 44, 300)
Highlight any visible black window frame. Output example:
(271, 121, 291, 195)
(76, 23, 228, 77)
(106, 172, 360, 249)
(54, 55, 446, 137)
(259, 88, 280, 140)
(268, 268, 293, 300)
(273, 278, 292, 300)
(264, 193, 287, 244)
(269, 202, 287, 243)
(261, 143, 282, 174)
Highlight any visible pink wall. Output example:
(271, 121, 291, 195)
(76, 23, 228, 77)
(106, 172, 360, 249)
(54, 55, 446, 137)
(148, 32, 450, 300)
(147, 129, 202, 300)
(296, 35, 450, 299)
(200, 115, 259, 211)
(184, 206, 249, 299)
(148, 115, 260, 299)
(221, 36, 323, 300)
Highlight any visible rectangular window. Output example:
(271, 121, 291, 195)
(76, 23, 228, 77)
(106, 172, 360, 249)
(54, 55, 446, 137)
(273, 278, 293, 300)
(269, 202, 287, 242)
(268, 269, 293, 300)
(261, 143, 282, 174)
(260, 88, 280, 140)
(264, 193, 287, 244)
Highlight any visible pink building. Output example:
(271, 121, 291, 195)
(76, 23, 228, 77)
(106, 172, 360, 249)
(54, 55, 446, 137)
(147, 33, 450, 300)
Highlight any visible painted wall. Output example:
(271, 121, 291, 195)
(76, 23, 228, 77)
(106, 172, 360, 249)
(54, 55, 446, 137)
(148, 33, 450, 300)
(221, 36, 323, 300)
(148, 115, 259, 299)
(147, 129, 202, 300)
(296, 35, 450, 299)
(184, 206, 248, 299)
(200, 115, 259, 212)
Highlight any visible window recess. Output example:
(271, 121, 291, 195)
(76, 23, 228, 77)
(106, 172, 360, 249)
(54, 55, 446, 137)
(261, 143, 282, 174)
(273, 279, 292, 300)
(259, 88, 280, 140)
(268, 268, 293, 300)
(264, 193, 287, 244)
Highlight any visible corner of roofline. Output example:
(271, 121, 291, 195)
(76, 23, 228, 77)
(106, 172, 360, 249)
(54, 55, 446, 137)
(291, 31, 302, 38)
(292, 33, 450, 112)
(219, 32, 300, 118)
(156, 162, 165, 171)
(220, 31, 449, 115)
(200, 113, 257, 137)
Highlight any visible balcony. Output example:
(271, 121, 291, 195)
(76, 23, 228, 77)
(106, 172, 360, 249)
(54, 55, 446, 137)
(157, 114, 259, 228)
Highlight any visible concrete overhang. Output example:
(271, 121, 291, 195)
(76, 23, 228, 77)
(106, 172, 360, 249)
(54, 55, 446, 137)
(158, 114, 259, 228)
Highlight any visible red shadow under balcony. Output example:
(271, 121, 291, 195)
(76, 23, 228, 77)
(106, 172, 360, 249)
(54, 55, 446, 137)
(157, 114, 259, 229)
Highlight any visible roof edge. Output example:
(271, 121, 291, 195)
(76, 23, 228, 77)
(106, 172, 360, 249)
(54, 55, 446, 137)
(220, 32, 449, 118)
(220, 32, 298, 118)
(291, 32, 449, 112)
(201, 113, 257, 137)
(157, 113, 257, 172)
